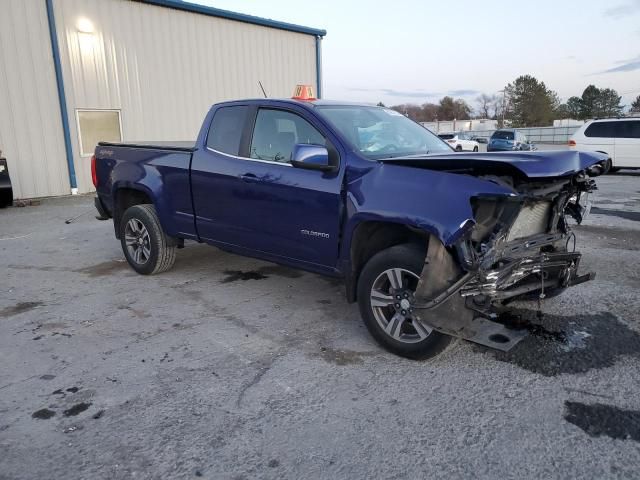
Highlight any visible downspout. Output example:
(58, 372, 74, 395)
(45, 0, 78, 194)
(315, 35, 323, 99)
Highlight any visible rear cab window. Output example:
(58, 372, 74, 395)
(438, 134, 454, 140)
(206, 106, 249, 155)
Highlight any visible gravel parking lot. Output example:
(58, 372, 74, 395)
(1, 170, 640, 479)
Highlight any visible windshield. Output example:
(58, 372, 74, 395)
(316, 106, 452, 159)
(492, 130, 515, 140)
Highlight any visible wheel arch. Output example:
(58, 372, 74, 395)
(112, 185, 155, 239)
(344, 220, 429, 303)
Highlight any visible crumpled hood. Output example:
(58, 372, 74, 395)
(383, 150, 608, 179)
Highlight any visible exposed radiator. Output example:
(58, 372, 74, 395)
(506, 201, 552, 242)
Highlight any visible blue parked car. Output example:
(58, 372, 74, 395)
(487, 129, 536, 151)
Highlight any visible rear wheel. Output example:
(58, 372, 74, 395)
(357, 244, 452, 360)
(455, 145, 463, 152)
(120, 204, 176, 275)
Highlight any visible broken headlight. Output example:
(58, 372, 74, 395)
(565, 191, 593, 225)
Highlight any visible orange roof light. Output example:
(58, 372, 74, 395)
(292, 84, 316, 100)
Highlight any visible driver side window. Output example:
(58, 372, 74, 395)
(250, 109, 325, 164)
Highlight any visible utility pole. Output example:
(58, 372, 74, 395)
(499, 89, 507, 128)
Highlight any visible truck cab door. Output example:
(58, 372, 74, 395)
(191, 104, 343, 270)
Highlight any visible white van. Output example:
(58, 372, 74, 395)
(569, 118, 640, 169)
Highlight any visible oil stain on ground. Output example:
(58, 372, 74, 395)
(75, 260, 128, 277)
(221, 264, 303, 283)
(317, 346, 375, 366)
(221, 270, 267, 282)
(63, 402, 92, 417)
(477, 310, 640, 376)
(32, 408, 55, 420)
(0, 301, 43, 318)
(564, 401, 640, 441)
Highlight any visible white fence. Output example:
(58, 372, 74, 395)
(468, 126, 581, 144)
(421, 119, 498, 133)
(423, 123, 581, 144)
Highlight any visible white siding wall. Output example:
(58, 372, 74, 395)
(0, 0, 70, 199)
(53, 0, 319, 194)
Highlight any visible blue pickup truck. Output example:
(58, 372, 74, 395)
(93, 96, 607, 360)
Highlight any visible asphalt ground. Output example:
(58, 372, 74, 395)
(1, 167, 639, 479)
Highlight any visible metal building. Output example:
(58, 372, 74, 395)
(0, 0, 325, 199)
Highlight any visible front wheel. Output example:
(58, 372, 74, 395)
(473, 146, 479, 152)
(357, 244, 452, 360)
(120, 204, 176, 275)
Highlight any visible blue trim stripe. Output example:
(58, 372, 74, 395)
(139, 0, 326, 37)
(45, 0, 77, 190)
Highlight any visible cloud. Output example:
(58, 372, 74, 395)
(346, 87, 436, 97)
(380, 88, 438, 98)
(604, 0, 640, 17)
(346, 87, 480, 99)
(594, 55, 640, 74)
(448, 89, 480, 96)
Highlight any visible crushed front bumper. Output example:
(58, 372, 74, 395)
(460, 250, 595, 300)
(412, 235, 595, 351)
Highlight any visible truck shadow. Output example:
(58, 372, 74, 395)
(563, 401, 640, 442)
(474, 309, 640, 376)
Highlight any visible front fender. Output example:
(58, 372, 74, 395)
(342, 163, 517, 253)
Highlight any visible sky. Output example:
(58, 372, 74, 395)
(197, 0, 640, 111)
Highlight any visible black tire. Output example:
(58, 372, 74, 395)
(604, 158, 612, 173)
(455, 145, 463, 152)
(120, 204, 176, 275)
(473, 146, 479, 152)
(357, 244, 452, 360)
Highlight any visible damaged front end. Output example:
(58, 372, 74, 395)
(412, 169, 598, 351)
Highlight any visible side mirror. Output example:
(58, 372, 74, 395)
(290, 144, 335, 172)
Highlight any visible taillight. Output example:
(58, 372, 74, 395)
(447, 139, 456, 144)
(568, 139, 576, 147)
(91, 154, 97, 187)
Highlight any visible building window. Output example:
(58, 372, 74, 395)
(76, 109, 122, 156)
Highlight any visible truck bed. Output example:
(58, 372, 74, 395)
(98, 141, 197, 152)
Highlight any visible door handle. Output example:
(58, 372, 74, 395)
(239, 173, 260, 183)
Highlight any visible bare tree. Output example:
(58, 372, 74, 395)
(476, 93, 495, 119)
(490, 95, 504, 122)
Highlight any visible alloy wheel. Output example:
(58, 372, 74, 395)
(370, 268, 432, 343)
(124, 218, 151, 265)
